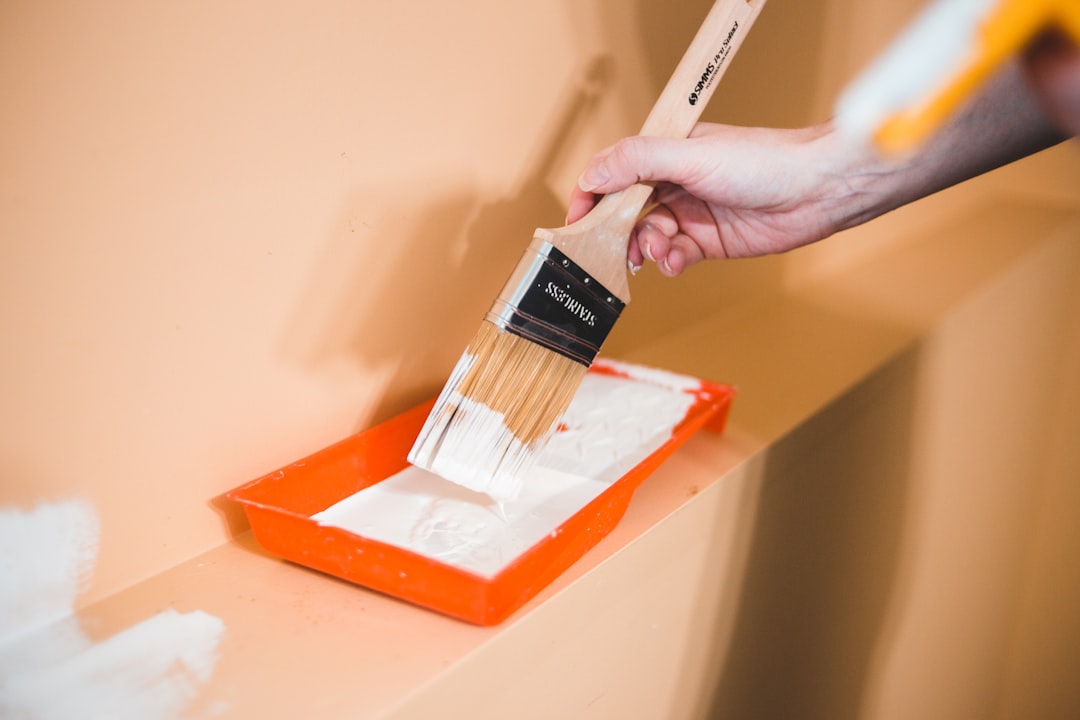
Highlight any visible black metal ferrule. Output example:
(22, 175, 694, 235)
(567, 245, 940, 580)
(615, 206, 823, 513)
(490, 246, 625, 366)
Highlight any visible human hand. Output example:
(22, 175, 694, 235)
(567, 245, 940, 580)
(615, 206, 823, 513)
(566, 57, 1070, 280)
(565, 123, 869, 277)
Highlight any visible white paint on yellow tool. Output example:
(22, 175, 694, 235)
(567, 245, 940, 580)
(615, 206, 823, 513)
(313, 368, 700, 578)
(834, 0, 998, 144)
(0, 500, 225, 719)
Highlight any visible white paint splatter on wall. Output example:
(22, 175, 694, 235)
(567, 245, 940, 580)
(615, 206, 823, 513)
(0, 500, 225, 719)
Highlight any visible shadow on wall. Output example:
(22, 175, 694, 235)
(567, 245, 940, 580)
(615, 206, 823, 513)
(281, 57, 615, 427)
(279, 0, 843, 427)
(689, 347, 918, 719)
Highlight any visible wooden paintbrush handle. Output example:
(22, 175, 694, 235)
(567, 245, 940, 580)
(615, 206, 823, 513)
(542, 0, 766, 301)
(639, 0, 765, 139)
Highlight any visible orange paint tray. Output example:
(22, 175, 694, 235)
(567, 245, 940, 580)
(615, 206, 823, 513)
(228, 360, 734, 625)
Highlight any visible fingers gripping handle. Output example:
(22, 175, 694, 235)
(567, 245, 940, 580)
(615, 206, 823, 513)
(545, 0, 766, 302)
(570, 0, 767, 257)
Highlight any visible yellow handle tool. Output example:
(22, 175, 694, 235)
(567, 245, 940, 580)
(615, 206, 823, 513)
(836, 0, 1080, 155)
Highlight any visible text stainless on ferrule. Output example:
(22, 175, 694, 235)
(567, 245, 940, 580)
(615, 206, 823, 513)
(488, 244, 625, 365)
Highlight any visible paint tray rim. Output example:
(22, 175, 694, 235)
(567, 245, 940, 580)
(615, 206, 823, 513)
(227, 358, 734, 625)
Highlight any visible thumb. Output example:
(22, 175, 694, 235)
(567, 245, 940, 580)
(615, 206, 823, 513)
(577, 136, 698, 193)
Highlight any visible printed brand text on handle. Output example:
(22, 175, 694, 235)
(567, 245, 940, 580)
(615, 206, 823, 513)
(688, 20, 739, 106)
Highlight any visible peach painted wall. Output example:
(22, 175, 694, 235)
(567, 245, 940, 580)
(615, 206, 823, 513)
(1, 0, 828, 606)
(1, 0, 627, 604)
(2, 0, 1078, 717)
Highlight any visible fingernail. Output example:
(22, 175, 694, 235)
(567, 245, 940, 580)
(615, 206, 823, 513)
(578, 162, 609, 192)
(661, 257, 673, 275)
(628, 259, 642, 275)
(641, 238, 655, 263)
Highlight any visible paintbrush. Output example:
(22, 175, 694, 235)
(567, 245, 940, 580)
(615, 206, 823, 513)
(410, 0, 767, 498)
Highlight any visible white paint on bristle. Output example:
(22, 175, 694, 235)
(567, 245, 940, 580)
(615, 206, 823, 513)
(834, 0, 996, 144)
(314, 367, 702, 578)
(409, 348, 538, 499)
(425, 394, 532, 500)
(407, 350, 476, 471)
(0, 500, 225, 718)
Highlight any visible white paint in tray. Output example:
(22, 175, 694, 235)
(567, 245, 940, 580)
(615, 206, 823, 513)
(313, 365, 702, 578)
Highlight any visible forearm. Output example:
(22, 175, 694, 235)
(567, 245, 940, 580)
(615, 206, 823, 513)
(825, 59, 1068, 232)
(565, 54, 1071, 273)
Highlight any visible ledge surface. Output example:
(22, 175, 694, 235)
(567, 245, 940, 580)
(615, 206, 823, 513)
(72, 199, 1080, 718)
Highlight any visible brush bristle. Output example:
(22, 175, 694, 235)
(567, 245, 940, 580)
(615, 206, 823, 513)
(408, 320, 587, 499)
